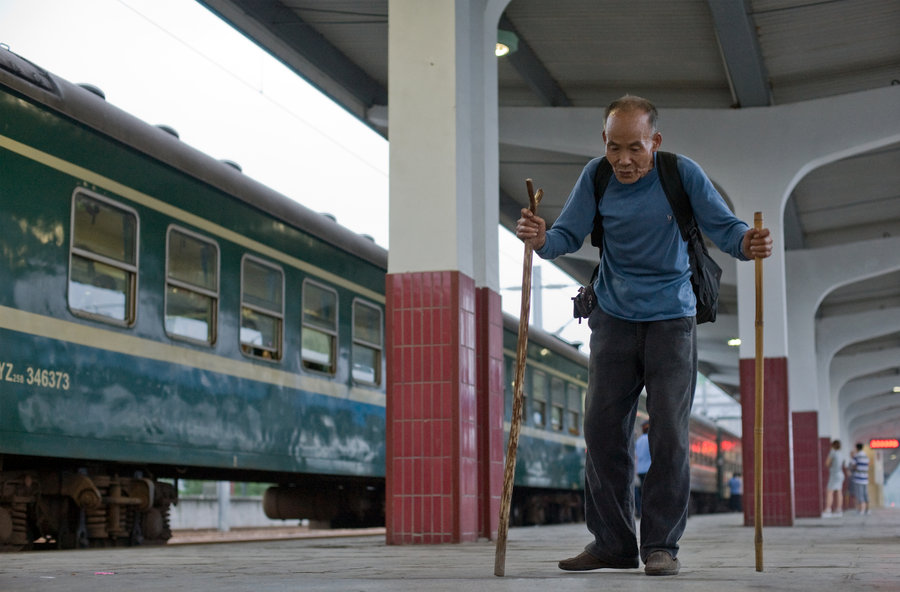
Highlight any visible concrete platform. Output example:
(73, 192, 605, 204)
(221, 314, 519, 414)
(2, 509, 899, 591)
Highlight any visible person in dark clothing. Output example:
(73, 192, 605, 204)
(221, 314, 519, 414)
(516, 95, 773, 576)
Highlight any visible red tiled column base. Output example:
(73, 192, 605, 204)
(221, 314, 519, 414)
(476, 287, 503, 541)
(791, 411, 822, 518)
(385, 271, 479, 543)
(740, 357, 794, 526)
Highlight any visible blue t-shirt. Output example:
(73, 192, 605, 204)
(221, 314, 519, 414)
(536, 153, 749, 321)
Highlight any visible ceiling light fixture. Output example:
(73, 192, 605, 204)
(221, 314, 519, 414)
(496, 29, 518, 57)
(727, 338, 741, 347)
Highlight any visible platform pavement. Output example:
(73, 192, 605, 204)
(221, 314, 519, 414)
(2, 509, 899, 592)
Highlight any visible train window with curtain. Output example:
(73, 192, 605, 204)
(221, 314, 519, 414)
(351, 299, 382, 385)
(164, 226, 219, 345)
(550, 376, 565, 431)
(301, 280, 337, 374)
(68, 190, 138, 325)
(566, 384, 582, 436)
(531, 369, 547, 427)
(240, 255, 283, 361)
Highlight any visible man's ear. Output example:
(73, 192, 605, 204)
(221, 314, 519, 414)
(652, 131, 662, 151)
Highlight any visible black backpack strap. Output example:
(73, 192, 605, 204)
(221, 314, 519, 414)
(591, 157, 613, 250)
(655, 151, 696, 240)
(590, 157, 614, 279)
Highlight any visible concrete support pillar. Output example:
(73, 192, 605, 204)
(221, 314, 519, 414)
(740, 357, 793, 526)
(791, 411, 822, 517)
(385, 0, 509, 544)
(475, 287, 504, 540)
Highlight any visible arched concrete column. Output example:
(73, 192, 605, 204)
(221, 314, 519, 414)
(832, 347, 900, 397)
(842, 387, 900, 429)
(848, 411, 900, 444)
(834, 351, 900, 447)
(817, 306, 900, 437)
(790, 236, 900, 430)
(838, 378, 900, 448)
(386, 0, 510, 544)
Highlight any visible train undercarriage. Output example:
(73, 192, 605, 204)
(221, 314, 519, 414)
(0, 457, 176, 551)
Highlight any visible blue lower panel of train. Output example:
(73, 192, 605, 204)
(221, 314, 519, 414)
(0, 326, 386, 476)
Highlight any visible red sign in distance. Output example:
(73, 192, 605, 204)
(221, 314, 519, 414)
(869, 438, 900, 449)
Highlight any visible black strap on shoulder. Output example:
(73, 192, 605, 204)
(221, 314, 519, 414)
(588, 157, 614, 283)
(655, 151, 697, 241)
(590, 157, 613, 254)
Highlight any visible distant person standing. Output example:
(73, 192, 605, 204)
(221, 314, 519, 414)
(634, 420, 651, 519)
(850, 442, 870, 515)
(823, 440, 847, 517)
(727, 472, 743, 512)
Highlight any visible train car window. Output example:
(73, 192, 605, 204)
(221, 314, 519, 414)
(301, 280, 337, 374)
(240, 256, 284, 360)
(531, 370, 547, 427)
(68, 190, 138, 325)
(164, 227, 219, 345)
(550, 377, 565, 431)
(351, 300, 382, 385)
(566, 384, 582, 436)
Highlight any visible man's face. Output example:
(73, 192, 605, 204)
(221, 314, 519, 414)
(602, 110, 662, 184)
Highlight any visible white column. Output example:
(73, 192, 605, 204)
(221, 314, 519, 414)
(388, 0, 508, 291)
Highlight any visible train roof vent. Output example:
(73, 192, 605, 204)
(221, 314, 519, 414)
(77, 83, 106, 99)
(156, 124, 180, 138)
(321, 213, 337, 222)
(220, 159, 243, 172)
(361, 234, 376, 242)
(0, 45, 58, 94)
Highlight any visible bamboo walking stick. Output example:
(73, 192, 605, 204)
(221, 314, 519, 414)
(494, 179, 542, 577)
(753, 211, 765, 572)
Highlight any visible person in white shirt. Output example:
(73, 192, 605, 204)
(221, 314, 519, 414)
(823, 440, 847, 517)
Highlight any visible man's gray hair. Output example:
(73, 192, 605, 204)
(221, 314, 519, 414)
(604, 95, 659, 133)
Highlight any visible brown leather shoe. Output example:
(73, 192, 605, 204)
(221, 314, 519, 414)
(644, 550, 681, 576)
(558, 550, 639, 571)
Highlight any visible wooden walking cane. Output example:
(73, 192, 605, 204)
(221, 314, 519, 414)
(753, 211, 765, 572)
(494, 179, 542, 577)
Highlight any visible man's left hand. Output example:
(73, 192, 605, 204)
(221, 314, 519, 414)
(742, 227, 773, 260)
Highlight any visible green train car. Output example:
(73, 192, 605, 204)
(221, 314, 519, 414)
(0, 48, 388, 550)
(502, 316, 588, 525)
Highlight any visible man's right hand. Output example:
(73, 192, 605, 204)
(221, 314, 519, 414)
(516, 208, 547, 250)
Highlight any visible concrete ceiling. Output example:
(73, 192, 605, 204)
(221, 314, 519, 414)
(196, 0, 900, 468)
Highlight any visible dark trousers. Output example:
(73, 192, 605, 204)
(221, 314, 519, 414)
(635, 473, 647, 518)
(583, 307, 696, 563)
